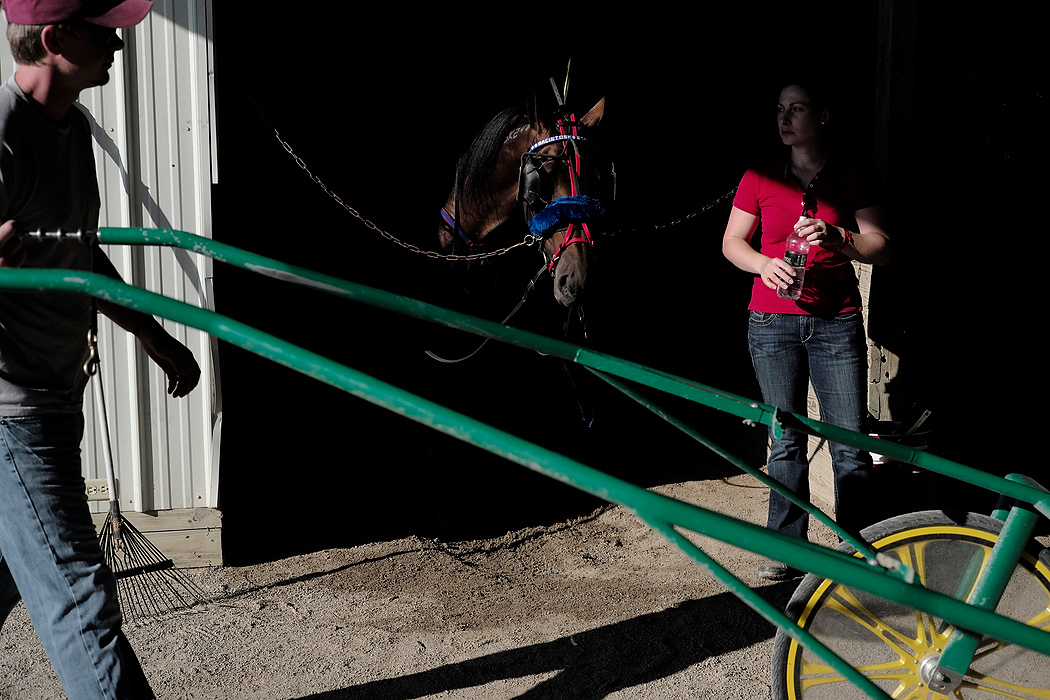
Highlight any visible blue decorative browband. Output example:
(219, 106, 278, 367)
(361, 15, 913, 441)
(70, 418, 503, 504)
(528, 195, 605, 237)
(527, 134, 591, 153)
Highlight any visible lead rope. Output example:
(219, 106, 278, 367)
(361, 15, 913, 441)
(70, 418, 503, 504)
(548, 76, 596, 425)
(423, 263, 548, 364)
(425, 72, 582, 363)
(548, 70, 594, 425)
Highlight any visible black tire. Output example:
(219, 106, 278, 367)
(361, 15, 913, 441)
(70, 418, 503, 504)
(770, 510, 1050, 699)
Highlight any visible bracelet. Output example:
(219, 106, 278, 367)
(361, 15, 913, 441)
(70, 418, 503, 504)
(833, 227, 854, 249)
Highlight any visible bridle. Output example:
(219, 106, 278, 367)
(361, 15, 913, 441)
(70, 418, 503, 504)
(430, 85, 612, 423)
(430, 83, 612, 373)
(439, 110, 613, 276)
(517, 111, 610, 274)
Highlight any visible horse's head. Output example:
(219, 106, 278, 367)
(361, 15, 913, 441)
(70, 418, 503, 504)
(439, 96, 609, 308)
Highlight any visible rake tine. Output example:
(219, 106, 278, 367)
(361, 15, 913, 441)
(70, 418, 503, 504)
(100, 511, 208, 622)
(91, 339, 208, 622)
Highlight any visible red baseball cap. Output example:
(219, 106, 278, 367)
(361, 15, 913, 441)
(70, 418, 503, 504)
(2, 0, 153, 28)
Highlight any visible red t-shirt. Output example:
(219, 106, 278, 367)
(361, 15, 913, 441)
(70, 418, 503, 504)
(732, 157, 879, 317)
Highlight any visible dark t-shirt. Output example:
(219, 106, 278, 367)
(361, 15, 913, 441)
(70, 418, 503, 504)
(0, 75, 99, 414)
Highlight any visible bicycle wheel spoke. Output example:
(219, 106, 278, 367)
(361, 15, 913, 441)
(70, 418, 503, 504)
(798, 657, 937, 699)
(822, 585, 926, 657)
(965, 640, 1050, 699)
(960, 673, 1050, 699)
(909, 535, 989, 601)
(1026, 604, 1050, 631)
(772, 511, 1050, 700)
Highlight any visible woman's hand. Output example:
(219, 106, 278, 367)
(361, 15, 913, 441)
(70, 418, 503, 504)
(760, 256, 797, 291)
(724, 206, 804, 290)
(795, 217, 846, 248)
(796, 208, 891, 265)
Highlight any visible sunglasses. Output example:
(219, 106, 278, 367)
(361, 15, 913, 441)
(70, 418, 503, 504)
(64, 21, 122, 49)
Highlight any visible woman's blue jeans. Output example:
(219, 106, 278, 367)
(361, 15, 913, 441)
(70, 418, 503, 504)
(748, 311, 874, 541)
(0, 413, 154, 699)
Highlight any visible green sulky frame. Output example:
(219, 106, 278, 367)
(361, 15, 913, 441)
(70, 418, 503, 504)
(3, 227, 1047, 699)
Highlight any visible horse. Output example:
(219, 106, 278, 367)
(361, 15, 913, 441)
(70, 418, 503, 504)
(438, 93, 610, 310)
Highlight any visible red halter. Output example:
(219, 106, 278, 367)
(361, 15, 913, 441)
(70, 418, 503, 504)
(527, 113, 595, 274)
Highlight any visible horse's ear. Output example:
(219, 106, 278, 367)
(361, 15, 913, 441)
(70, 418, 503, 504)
(580, 96, 606, 129)
(527, 90, 543, 130)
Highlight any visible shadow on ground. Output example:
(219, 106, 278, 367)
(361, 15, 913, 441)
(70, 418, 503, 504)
(297, 582, 797, 700)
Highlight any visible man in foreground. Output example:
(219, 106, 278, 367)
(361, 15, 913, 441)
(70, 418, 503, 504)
(0, 1, 200, 696)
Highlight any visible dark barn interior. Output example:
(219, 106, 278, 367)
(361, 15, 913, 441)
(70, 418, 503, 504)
(209, 6, 1047, 564)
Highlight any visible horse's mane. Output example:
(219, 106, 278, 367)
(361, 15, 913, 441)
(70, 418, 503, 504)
(456, 107, 528, 215)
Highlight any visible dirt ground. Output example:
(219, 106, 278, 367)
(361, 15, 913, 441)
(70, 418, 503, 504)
(0, 476, 840, 699)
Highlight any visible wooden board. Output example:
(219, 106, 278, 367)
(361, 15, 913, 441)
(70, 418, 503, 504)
(91, 507, 222, 568)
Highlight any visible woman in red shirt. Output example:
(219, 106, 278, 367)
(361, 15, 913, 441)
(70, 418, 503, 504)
(722, 79, 892, 580)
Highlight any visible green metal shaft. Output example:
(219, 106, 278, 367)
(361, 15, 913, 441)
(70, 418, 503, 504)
(937, 500, 1041, 679)
(51, 226, 1045, 693)
(939, 474, 1047, 682)
(95, 227, 1050, 517)
(648, 519, 890, 700)
(588, 368, 877, 559)
(0, 264, 1047, 659)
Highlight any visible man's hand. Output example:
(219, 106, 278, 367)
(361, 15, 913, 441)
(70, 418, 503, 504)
(93, 249, 201, 398)
(139, 326, 201, 398)
(0, 220, 25, 268)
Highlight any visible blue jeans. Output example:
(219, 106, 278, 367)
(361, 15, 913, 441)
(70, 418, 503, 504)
(748, 311, 874, 541)
(0, 413, 154, 699)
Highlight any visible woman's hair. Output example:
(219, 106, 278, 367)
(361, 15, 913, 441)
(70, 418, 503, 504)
(779, 76, 835, 113)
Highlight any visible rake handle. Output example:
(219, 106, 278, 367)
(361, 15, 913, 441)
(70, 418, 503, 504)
(91, 371, 118, 507)
(91, 366, 126, 552)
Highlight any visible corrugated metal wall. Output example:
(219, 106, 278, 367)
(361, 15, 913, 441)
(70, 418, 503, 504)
(0, 2, 219, 514)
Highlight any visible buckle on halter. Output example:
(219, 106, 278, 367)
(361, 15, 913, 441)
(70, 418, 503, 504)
(523, 233, 543, 249)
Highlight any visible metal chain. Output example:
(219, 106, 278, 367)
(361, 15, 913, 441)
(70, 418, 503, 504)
(270, 126, 531, 262)
(604, 187, 738, 237)
(266, 107, 734, 257)
(653, 187, 738, 229)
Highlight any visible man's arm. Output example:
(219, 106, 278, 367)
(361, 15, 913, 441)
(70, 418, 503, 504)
(0, 222, 200, 397)
(92, 248, 201, 398)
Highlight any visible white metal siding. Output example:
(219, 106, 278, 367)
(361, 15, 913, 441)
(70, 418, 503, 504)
(0, 2, 220, 513)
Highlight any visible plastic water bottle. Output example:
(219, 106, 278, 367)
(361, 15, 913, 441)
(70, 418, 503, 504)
(778, 218, 810, 300)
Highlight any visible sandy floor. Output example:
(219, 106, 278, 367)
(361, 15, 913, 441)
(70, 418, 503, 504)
(8, 473, 1046, 700)
(1, 474, 846, 700)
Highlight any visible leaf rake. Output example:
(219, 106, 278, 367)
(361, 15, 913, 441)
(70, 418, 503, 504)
(90, 333, 207, 623)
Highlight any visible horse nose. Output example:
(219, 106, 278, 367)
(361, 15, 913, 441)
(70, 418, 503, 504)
(555, 271, 582, 307)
